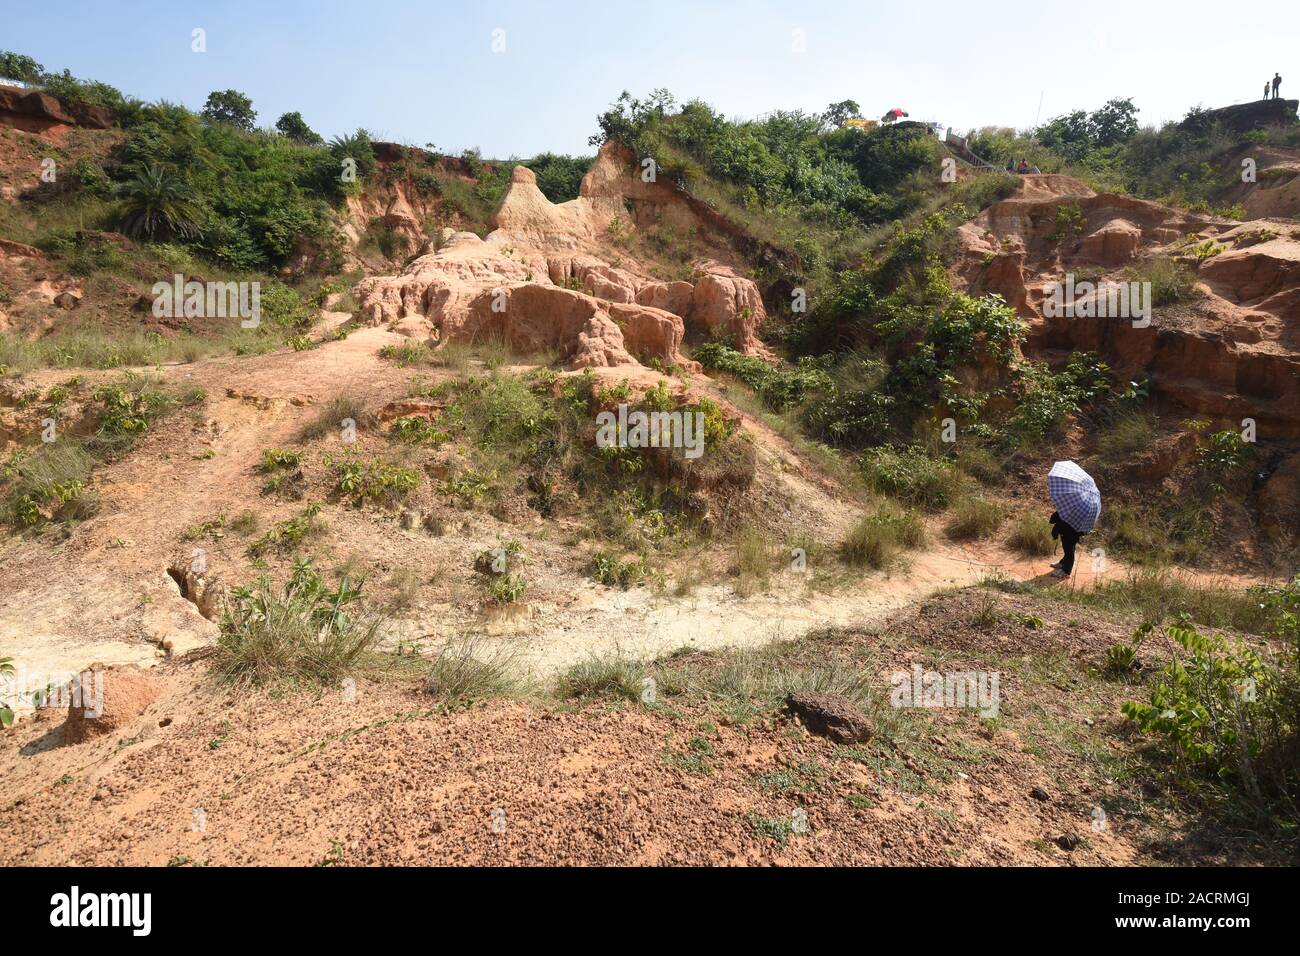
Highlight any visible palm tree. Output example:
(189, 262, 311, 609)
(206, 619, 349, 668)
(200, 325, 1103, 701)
(114, 164, 204, 241)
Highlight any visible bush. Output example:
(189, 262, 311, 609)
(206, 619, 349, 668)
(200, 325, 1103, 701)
(589, 550, 648, 589)
(2, 441, 97, 528)
(1006, 513, 1054, 556)
(424, 638, 526, 704)
(839, 501, 925, 568)
(694, 342, 832, 412)
(1122, 620, 1295, 807)
(216, 560, 383, 686)
(332, 458, 420, 505)
(945, 495, 1005, 541)
(859, 445, 960, 510)
(554, 654, 648, 702)
(1124, 255, 1196, 307)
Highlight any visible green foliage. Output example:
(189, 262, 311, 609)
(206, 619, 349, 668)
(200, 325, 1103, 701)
(332, 457, 420, 505)
(1006, 513, 1054, 556)
(275, 111, 323, 145)
(591, 89, 938, 235)
(0, 656, 14, 727)
(202, 89, 256, 131)
(217, 559, 382, 686)
(1006, 353, 1110, 445)
(522, 153, 594, 202)
(859, 445, 960, 510)
(260, 448, 304, 472)
(1105, 642, 1139, 676)
(88, 373, 190, 458)
(1124, 255, 1196, 307)
(945, 495, 1005, 540)
(694, 342, 832, 412)
(839, 501, 926, 568)
(589, 549, 648, 589)
(486, 573, 528, 605)
(821, 99, 863, 129)
(0, 50, 43, 84)
(2, 441, 96, 529)
(1035, 97, 1139, 163)
(1122, 621, 1292, 795)
(553, 654, 647, 702)
(1195, 429, 1250, 487)
(389, 416, 449, 445)
(247, 504, 325, 557)
(114, 164, 204, 241)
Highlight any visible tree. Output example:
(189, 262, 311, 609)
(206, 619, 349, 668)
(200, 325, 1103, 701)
(0, 50, 44, 85)
(328, 129, 377, 180)
(1036, 97, 1138, 161)
(822, 99, 862, 130)
(275, 111, 323, 145)
(1090, 97, 1138, 147)
(114, 165, 204, 241)
(202, 89, 256, 131)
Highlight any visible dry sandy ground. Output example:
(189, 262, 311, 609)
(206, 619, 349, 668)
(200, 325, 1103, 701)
(0, 588, 1276, 867)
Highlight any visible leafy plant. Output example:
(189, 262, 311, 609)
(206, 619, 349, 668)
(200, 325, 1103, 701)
(1121, 621, 1290, 797)
(216, 559, 383, 686)
(113, 164, 204, 241)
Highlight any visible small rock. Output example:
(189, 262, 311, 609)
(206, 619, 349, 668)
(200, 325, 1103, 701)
(54, 291, 81, 310)
(784, 692, 872, 744)
(1030, 787, 1051, 802)
(1057, 833, 1082, 851)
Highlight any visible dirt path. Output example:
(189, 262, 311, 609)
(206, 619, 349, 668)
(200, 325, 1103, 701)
(0, 325, 1264, 703)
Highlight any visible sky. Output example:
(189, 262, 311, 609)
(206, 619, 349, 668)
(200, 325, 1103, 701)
(4, 0, 1298, 157)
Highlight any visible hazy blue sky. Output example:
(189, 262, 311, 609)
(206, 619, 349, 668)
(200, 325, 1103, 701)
(5, 0, 1297, 156)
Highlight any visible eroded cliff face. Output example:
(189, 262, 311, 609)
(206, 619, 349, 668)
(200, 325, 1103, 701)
(953, 175, 1300, 436)
(354, 146, 772, 371)
(952, 173, 1300, 539)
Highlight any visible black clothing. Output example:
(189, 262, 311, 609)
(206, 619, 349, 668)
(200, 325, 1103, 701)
(1049, 511, 1082, 575)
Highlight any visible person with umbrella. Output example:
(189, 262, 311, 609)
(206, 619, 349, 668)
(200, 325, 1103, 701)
(1046, 461, 1101, 580)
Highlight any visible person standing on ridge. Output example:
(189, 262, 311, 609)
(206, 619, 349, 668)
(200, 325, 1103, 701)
(1265, 80, 1271, 100)
(1273, 73, 1282, 99)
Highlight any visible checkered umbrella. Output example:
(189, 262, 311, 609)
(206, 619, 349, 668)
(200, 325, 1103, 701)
(1048, 461, 1101, 534)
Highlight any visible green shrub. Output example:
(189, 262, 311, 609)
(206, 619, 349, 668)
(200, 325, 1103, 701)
(216, 559, 382, 686)
(260, 448, 304, 471)
(1006, 513, 1054, 556)
(945, 495, 1005, 541)
(1124, 255, 1196, 307)
(839, 501, 926, 568)
(859, 445, 960, 510)
(332, 458, 420, 505)
(2, 441, 97, 528)
(554, 654, 647, 702)
(1095, 413, 1156, 464)
(589, 549, 648, 589)
(1122, 620, 1295, 802)
(247, 504, 326, 557)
